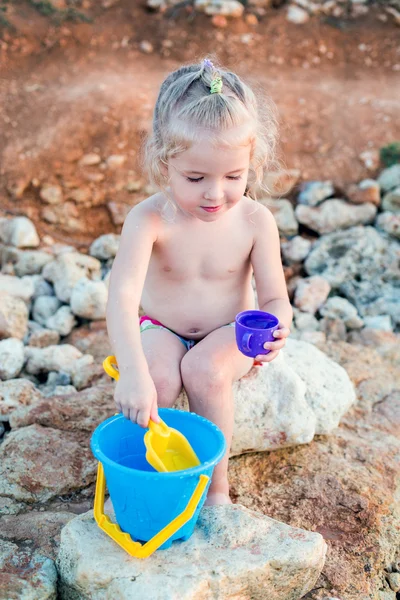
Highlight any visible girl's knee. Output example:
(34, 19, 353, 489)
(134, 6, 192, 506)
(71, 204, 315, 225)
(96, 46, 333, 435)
(181, 352, 227, 392)
(150, 365, 182, 408)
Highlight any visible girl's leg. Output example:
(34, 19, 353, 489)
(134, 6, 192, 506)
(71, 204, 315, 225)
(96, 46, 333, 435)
(180, 326, 253, 505)
(140, 328, 188, 408)
(104, 328, 188, 514)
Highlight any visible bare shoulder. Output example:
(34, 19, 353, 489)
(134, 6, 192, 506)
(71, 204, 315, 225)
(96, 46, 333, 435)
(122, 193, 165, 237)
(240, 197, 278, 233)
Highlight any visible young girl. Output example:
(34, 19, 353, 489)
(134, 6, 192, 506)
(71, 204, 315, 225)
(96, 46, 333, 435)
(106, 58, 292, 506)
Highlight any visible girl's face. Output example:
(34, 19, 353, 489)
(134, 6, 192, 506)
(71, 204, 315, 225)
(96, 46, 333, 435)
(167, 133, 251, 222)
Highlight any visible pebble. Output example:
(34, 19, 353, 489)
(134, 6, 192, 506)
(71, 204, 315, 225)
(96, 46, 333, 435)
(287, 4, 309, 24)
(139, 40, 154, 54)
(40, 184, 63, 205)
(79, 153, 102, 166)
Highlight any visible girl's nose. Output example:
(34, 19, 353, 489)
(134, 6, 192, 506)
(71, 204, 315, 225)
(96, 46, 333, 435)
(204, 183, 224, 202)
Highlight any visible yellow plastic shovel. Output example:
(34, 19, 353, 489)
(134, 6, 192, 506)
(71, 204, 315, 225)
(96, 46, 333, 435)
(102, 355, 201, 472)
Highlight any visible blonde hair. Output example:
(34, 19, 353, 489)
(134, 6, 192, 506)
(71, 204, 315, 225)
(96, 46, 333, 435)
(142, 57, 279, 209)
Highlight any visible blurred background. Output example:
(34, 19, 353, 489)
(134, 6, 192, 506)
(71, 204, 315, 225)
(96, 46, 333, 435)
(1, 0, 399, 247)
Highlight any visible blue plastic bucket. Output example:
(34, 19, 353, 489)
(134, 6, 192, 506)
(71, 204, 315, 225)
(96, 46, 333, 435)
(91, 408, 226, 548)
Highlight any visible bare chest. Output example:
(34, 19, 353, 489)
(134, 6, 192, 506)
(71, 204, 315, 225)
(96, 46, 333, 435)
(150, 221, 254, 281)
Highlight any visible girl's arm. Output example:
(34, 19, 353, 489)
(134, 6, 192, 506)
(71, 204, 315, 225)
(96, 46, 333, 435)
(106, 203, 159, 377)
(250, 204, 293, 362)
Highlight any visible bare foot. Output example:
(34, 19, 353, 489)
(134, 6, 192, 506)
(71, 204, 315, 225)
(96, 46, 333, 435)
(204, 492, 232, 506)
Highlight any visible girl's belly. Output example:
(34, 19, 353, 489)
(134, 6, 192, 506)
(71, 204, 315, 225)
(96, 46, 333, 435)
(141, 280, 255, 340)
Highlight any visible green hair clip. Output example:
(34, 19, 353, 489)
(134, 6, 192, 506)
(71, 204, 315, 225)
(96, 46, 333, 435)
(210, 75, 223, 95)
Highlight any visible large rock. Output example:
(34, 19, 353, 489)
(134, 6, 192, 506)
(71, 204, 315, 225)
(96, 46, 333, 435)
(70, 277, 108, 320)
(42, 252, 101, 303)
(24, 344, 83, 375)
(0, 338, 25, 380)
(0, 274, 35, 303)
(0, 540, 57, 600)
(89, 233, 120, 260)
(295, 199, 377, 234)
(297, 180, 334, 206)
(14, 250, 53, 276)
(46, 305, 77, 336)
(178, 338, 355, 454)
(32, 295, 61, 327)
(305, 226, 400, 325)
(0, 424, 96, 503)
(57, 505, 326, 600)
(0, 291, 29, 339)
(377, 164, 400, 192)
(0, 378, 42, 420)
(382, 186, 400, 213)
(229, 341, 400, 599)
(265, 198, 299, 236)
(0, 217, 40, 248)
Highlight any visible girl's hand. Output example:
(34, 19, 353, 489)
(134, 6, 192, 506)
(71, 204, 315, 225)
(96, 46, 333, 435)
(255, 322, 290, 364)
(114, 371, 159, 428)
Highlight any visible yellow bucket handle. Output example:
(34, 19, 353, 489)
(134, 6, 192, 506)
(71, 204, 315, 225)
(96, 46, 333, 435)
(94, 462, 209, 558)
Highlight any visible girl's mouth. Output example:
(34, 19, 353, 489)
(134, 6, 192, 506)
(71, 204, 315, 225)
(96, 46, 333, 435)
(202, 206, 222, 212)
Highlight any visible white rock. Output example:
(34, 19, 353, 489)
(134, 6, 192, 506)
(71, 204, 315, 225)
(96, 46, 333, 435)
(287, 4, 310, 24)
(196, 0, 244, 17)
(32, 296, 61, 327)
(376, 212, 400, 239)
(294, 309, 320, 331)
(0, 274, 35, 303)
(319, 296, 364, 329)
(298, 181, 334, 206)
(106, 155, 126, 169)
(377, 164, 400, 192)
(363, 315, 393, 331)
(14, 250, 53, 276)
(32, 277, 54, 299)
(39, 184, 63, 205)
(295, 199, 377, 234)
(0, 339, 25, 380)
(177, 338, 355, 453)
(89, 234, 120, 260)
(28, 328, 60, 348)
(0, 217, 40, 248)
(57, 505, 326, 600)
(42, 252, 101, 303)
(294, 276, 331, 314)
(266, 198, 299, 236)
(282, 236, 312, 263)
(24, 344, 83, 375)
(46, 306, 77, 336)
(299, 330, 327, 345)
(0, 378, 42, 420)
(70, 355, 95, 390)
(382, 186, 400, 213)
(70, 278, 108, 320)
(0, 292, 29, 340)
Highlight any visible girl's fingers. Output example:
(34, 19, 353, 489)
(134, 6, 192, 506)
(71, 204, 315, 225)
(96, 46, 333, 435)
(137, 409, 150, 429)
(121, 406, 130, 420)
(273, 327, 290, 339)
(150, 400, 160, 424)
(256, 349, 280, 363)
(263, 338, 286, 351)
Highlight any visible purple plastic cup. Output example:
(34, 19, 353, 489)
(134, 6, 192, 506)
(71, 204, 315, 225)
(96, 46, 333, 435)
(235, 310, 279, 358)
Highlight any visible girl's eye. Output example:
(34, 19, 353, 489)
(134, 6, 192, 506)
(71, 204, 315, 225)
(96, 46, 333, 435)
(186, 177, 203, 183)
(227, 175, 242, 180)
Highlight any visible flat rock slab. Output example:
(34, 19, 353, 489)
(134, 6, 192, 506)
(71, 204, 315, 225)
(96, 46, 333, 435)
(57, 504, 327, 600)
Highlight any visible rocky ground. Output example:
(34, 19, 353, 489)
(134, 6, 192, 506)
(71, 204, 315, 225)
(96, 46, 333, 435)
(0, 1, 400, 599)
